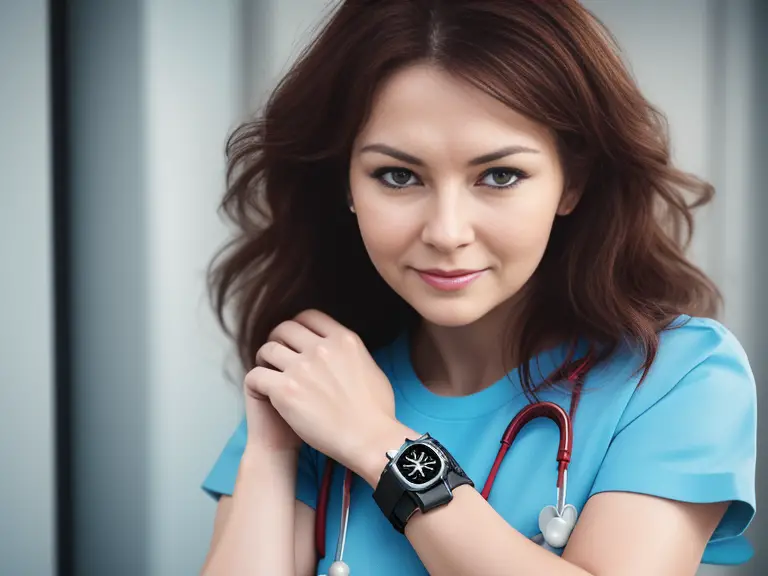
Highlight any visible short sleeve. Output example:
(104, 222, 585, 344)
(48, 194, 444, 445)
(201, 417, 320, 510)
(588, 322, 757, 565)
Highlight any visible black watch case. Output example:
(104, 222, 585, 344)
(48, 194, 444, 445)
(386, 435, 447, 490)
(373, 433, 474, 533)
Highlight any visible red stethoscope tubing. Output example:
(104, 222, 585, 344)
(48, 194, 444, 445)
(314, 356, 592, 561)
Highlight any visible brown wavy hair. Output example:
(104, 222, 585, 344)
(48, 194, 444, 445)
(208, 0, 720, 395)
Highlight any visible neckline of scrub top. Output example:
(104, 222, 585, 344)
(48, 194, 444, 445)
(387, 330, 570, 420)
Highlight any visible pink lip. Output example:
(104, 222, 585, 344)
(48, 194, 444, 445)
(415, 269, 486, 291)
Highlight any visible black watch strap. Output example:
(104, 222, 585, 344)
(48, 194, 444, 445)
(373, 465, 413, 526)
(390, 491, 419, 533)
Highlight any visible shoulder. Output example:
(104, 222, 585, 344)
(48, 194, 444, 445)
(596, 315, 756, 432)
(642, 315, 751, 395)
(585, 316, 757, 560)
(655, 315, 749, 372)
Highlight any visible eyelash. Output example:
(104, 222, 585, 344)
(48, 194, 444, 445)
(369, 166, 529, 190)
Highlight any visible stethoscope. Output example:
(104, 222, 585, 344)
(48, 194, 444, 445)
(316, 356, 593, 576)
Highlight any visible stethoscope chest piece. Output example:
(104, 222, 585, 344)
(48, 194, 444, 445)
(327, 560, 350, 576)
(538, 503, 578, 549)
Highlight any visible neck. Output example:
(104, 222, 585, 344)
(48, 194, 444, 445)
(410, 299, 523, 397)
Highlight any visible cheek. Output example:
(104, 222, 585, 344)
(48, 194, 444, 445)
(357, 215, 409, 263)
(349, 171, 416, 262)
(482, 196, 559, 258)
(352, 202, 414, 271)
(355, 216, 415, 297)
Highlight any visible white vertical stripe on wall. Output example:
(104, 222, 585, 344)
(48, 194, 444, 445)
(0, 1, 57, 574)
(143, 2, 242, 574)
(70, 1, 241, 574)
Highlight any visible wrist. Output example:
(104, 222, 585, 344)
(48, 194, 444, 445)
(241, 443, 300, 471)
(231, 445, 299, 505)
(349, 418, 419, 489)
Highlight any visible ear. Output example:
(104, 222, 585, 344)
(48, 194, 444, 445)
(556, 183, 584, 216)
(556, 157, 591, 216)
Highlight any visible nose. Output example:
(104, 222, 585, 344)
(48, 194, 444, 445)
(420, 188, 475, 252)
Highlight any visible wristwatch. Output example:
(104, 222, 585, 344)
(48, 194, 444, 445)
(372, 433, 474, 533)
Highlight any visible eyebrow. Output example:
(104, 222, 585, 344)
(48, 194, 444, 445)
(358, 143, 540, 166)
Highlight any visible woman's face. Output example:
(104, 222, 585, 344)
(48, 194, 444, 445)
(349, 64, 577, 328)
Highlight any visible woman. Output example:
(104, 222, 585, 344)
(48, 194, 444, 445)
(200, 1, 757, 574)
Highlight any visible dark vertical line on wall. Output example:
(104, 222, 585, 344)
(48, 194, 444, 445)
(68, 2, 149, 571)
(239, 0, 253, 116)
(705, 0, 726, 294)
(750, 3, 767, 575)
(49, 0, 74, 575)
(240, 0, 272, 117)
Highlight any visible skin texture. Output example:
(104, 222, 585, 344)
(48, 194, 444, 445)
(202, 64, 728, 576)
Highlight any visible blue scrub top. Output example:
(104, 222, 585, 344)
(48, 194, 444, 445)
(202, 316, 757, 573)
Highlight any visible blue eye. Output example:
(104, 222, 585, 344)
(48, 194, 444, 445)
(372, 168, 420, 189)
(478, 168, 527, 189)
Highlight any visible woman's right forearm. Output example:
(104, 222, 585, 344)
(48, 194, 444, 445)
(204, 446, 299, 575)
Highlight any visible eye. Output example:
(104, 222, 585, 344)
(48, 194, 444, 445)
(371, 167, 421, 189)
(477, 168, 528, 189)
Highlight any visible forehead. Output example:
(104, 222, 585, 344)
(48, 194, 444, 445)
(355, 64, 557, 156)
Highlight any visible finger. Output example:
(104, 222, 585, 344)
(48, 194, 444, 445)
(244, 365, 284, 400)
(255, 340, 300, 371)
(268, 319, 323, 353)
(293, 308, 346, 338)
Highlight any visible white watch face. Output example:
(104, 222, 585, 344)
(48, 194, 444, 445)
(395, 443, 443, 487)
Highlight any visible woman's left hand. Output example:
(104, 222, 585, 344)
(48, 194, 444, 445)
(249, 309, 401, 474)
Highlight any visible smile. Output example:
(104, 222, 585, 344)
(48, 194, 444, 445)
(415, 269, 487, 291)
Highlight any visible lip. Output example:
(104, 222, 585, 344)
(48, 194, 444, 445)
(414, 268, 487, 291)
(418, 269, 482, 277)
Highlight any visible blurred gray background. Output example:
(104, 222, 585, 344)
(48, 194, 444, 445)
(0, 0, 764, 574)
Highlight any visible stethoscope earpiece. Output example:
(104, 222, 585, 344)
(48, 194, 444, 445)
(538, 503, 578, 549)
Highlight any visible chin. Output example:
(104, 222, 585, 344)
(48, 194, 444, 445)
(407, 298, 495, 328)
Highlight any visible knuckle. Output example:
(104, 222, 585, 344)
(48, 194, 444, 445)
(254, 342, 272, 366)
(293, 309, 312, 322)
(341, 331, 360, 348)
(243, 366, 266, 393)
(268, 320, 292, 340)
(315, 343, 330, 359)
(297, 359, 313, 374)
(267, 341, 283, 358)
(243, 365, 261, 384)
(257, 338, 273, 355)
(267, 340, 281, 354)
(280, 377, 300, 399)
